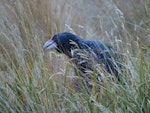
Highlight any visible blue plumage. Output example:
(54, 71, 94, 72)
(43, 32, 121, 81)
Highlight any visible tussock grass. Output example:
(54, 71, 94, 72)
(0, 0, 150, 113)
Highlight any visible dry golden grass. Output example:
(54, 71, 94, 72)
(0, 0, 150, 112)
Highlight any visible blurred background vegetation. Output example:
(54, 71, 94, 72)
(0, 0, 150, 112)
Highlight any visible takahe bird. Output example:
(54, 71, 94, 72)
(43, 32, 121, 84)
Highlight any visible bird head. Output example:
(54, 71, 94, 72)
(43, 32, 83, 57)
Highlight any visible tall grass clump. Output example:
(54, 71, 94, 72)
(0, 0, 150, 113)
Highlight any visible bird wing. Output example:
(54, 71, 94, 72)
(84, 40, 111, 60)
(84, 40, 120, 80)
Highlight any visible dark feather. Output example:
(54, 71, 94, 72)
(43, 32, 122, 88)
